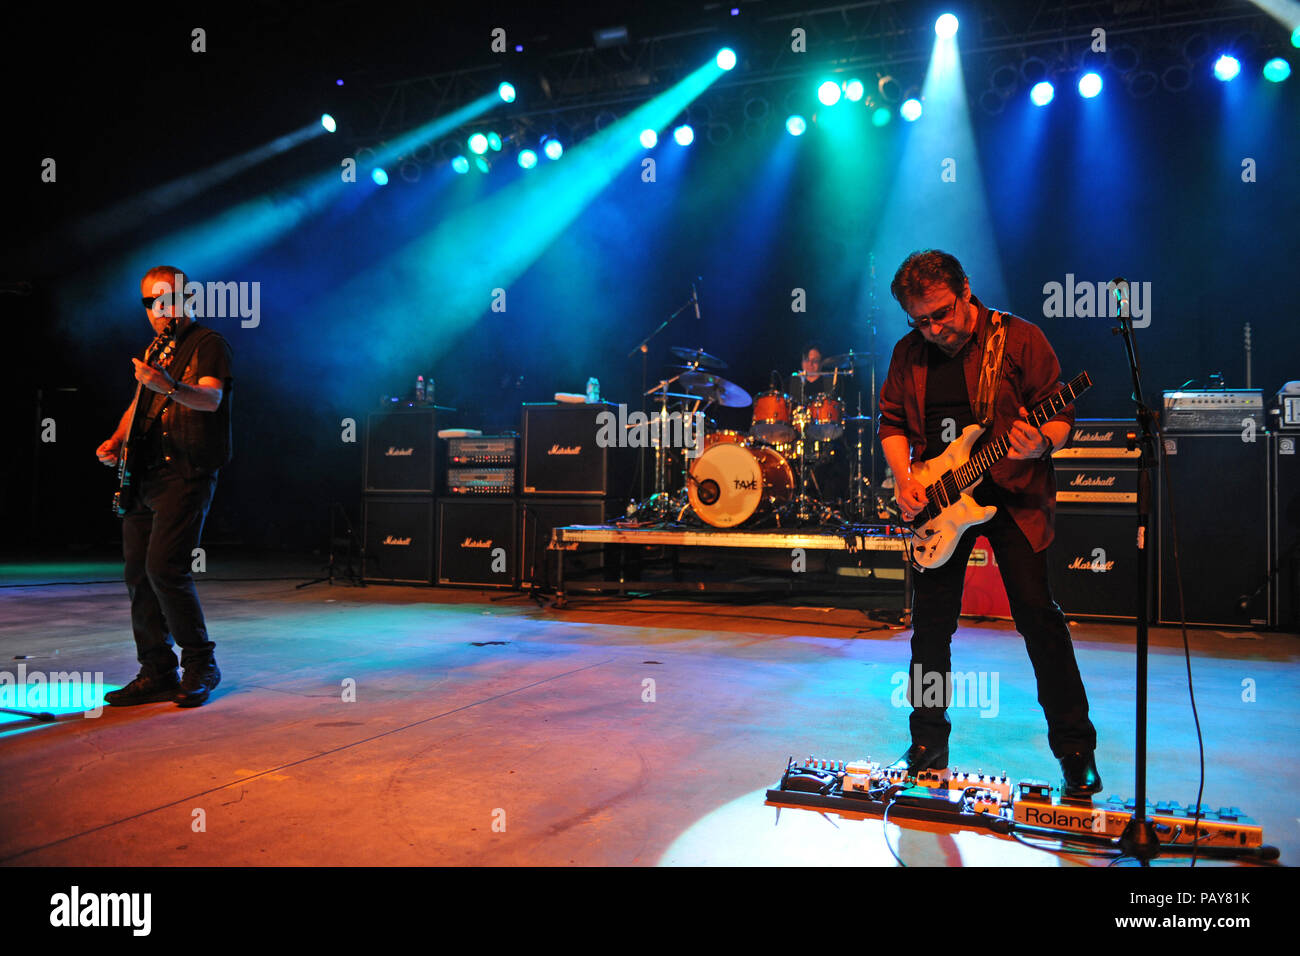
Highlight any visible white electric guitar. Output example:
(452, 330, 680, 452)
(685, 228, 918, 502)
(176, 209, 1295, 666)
(907, 371, 1092, 571)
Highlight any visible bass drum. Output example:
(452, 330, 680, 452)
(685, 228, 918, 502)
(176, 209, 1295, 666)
(688, 442, 794, 528)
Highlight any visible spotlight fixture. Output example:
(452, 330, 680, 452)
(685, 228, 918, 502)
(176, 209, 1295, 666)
(517, 149, 537, 169)
(843, 78, 865, 102)
(935, 14, 958, 39)
(785, 114, 806, 136)
(871, 107, 891, 127)
(468, 133, 488, 155)
(543, 138, 563, 160)
(817, 81, 842, 106)
(1263, 57, 1291, 82)
(716, 48, 737, 71)
(1078, 72, 1103, 98)
(487, 132, 503, 151)
(673, 124, 694, 146)
(1030, 81, 1054, 106)
(371, 168, 388, 185)
(498, 82, 516, 103)
(451, 156, 470, 174)
(320, 114, 337, 133)
(877, 74, 901, 103)
(640, 129, 658, 148)
(900, 98, 922, 121)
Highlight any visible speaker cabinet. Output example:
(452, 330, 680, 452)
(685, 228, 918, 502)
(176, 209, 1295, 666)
(1158, 433, 1269, 628)
(1271, 433, 1300, 632)
(438, 499, 519, 587)
(365, 407, 453, 492)
(362, 494, 435, 584)
(520, 403, 635, 497)
(1048, 506, 1154, 622)
(519, 498, 610, 587)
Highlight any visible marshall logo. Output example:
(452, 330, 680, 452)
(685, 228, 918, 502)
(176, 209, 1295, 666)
(461, 538, 492, 548)
(548, 444, 582, 455)
(382, 535, 412, 546)
(1067, 555, 1115, 572)
(1069, 474, 1116, 487)
(1073, 430, 1114, 443)
(385, 447, 415, 457)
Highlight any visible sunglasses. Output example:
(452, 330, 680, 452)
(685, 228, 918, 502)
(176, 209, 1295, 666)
(142, 292, 184, 310)
(906, 297, 958, 331)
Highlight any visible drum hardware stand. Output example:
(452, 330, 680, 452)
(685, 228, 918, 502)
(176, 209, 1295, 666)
(627, 288, 699, 503)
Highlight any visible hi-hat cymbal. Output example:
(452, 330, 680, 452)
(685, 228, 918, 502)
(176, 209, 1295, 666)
(675, 370, 752, 407)
(820, 350, 873, 371)
(670, 346, 727, 369)
(642, 387, 703, 401)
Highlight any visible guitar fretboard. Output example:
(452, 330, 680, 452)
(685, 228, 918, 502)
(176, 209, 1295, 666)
(916, 371, 1092, 524)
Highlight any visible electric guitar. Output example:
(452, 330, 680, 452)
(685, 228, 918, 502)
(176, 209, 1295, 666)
(906, 371, 1092, 570)
(112, 319, 180, 517)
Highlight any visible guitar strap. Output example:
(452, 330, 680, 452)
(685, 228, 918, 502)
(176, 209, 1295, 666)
(138, 325, 215, 432)
(972, 310, 1008, 428)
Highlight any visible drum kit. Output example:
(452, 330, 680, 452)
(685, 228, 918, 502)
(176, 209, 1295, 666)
(636, 346, 879, 528)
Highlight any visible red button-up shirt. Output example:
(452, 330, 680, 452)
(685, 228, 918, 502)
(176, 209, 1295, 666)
(877, 296, 1076, 552)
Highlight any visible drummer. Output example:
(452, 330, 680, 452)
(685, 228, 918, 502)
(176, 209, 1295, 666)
(794, 341, 832, 402)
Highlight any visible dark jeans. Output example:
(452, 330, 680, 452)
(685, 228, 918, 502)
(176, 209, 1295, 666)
(906, 480, 1097, 758)
(122, 464, 219, 676)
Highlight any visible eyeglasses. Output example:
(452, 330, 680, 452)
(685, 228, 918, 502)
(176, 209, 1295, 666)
(906, 297, 958, 331)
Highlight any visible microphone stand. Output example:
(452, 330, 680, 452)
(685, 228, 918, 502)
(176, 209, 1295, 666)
(1111, 280, 1161, 862)
(627, 289, 698, 504)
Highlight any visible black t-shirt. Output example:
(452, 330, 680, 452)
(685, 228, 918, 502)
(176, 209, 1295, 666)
(922, 340, 976, 461)
(138, 323, 233, 475)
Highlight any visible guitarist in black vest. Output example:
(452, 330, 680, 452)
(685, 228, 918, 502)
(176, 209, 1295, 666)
(95, 266, 233, 708)
(877, 250, 1101, 798)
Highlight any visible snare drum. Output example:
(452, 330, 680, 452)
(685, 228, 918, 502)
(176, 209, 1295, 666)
(806, 395, 844, 440)
(751, 389, 797, 444)
(687, 442, 794, 528)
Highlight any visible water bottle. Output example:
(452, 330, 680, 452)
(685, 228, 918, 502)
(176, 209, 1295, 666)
(426, 375, 435, 405)
(585, 377, 600, 403)
(416, 375, 426, 404)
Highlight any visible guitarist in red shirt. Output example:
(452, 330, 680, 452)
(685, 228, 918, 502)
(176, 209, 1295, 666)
(877, 250, 1101, 798)
(95, 266, 232, 708)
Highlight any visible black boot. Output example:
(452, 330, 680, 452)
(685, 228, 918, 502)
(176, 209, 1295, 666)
(175, 663, 221, 708)
(886, 742, 949, 774)
(1059, 751, 1102, 799)
(104, 672, 180, 706)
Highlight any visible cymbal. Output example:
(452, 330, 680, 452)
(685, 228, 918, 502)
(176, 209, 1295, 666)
(675, 370, 752, 407)
(670, 346, 727, 369)
(642, 388, 703, 402)
(820, 350, 872, 371)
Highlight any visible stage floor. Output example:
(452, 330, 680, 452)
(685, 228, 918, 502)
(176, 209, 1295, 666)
(1, 555, 1295, 867)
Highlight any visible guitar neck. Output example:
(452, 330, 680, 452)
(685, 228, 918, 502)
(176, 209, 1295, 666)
(943, 372, 1092, 493)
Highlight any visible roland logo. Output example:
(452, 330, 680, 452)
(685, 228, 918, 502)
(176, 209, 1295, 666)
(1069, 474, 1116, 487)
(385, 447, 415, 457)
(461, 538, 492, 549)
(1022, 806, 1094, 828)
(1073, 430, 1114, 443)
(548, 444, 581, 455)
(383, 535, 412, 546)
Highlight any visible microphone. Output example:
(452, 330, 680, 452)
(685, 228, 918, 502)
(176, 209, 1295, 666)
(692, 281, 701, 320)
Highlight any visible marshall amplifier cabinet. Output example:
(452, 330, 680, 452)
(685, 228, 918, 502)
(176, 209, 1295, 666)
(365, 407, 455, 492)
(521, 403, 635, 497)
(1051, 419, 1141, 461)
(1270, 432, 1300, 632)
(1158, 432, 1269, 628)
(1048, 507, 1154, 622)
(519, 498, 611, 587)
(445, 469, 516, 496)
(362, 494, 435, 584)
(437, 499, 518, 587)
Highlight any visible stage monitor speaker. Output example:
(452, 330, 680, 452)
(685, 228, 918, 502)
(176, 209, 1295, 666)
(1048, 505, 1154, 622)
(1271, 433, 1300, 632)
(437, 499, 518, 588)
(519, 498, 610, 587)
(362, 494, 435, 584)
(520, 403, 635, 497)
(365, 407, 453, 492)
(1158, 432, 1269, 628)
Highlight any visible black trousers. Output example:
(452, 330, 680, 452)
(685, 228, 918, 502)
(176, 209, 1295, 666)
(906, 480, 1097, 758)
(122, 464, 219, 676)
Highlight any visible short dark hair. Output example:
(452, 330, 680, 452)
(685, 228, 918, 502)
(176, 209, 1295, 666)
(890, 250, 967, 308)
(800, 341, 824, 362)
(142, 265, 188, 294)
